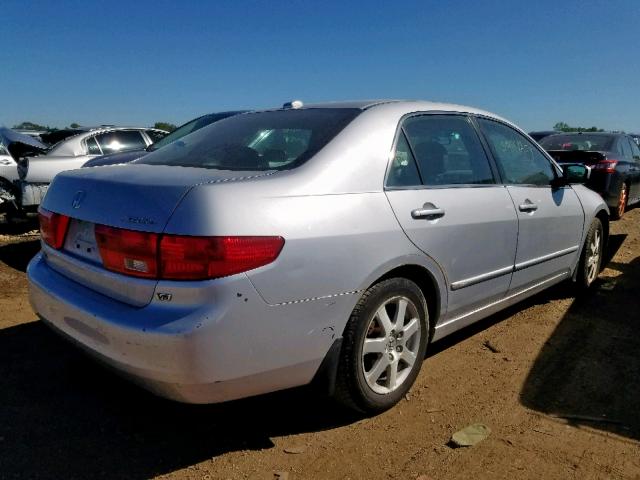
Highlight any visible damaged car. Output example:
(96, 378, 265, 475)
(18, 126, 168, 211)
(0, 127, 48, 216)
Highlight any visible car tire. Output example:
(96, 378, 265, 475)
(611, 182, 628, 220)
(333, 278, 429, 414)
(575, 217, 604, 289)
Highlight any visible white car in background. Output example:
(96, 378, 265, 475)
(0, 127, 48, 215)
(19, 127, 167, 209)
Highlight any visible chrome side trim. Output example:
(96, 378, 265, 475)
(437, 270, 570, 331)
(514, 245, 579, 271)
(450, 265, 513, 291)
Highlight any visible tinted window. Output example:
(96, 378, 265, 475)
(479, 118, 556, 186)
(0, 144, 9, 156)
(85, 137, 101, 155)
(387, 131, 422, 187)
(96, 131, 146, 154)
(138, 108, 360, 171)
(539, 134, 615, 152)
(146, 130, 168, 143)
(148, 113, 236, 151)
(630, 138, 640, 159)
(621, 138, 633, 158)
(402, 115, 494, 186)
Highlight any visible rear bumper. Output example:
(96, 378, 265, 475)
(28, 252, 349, 403)
(20, 181, 49, 207)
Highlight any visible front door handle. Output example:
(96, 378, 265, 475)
(411, 203, 445, 219)
(518, 200, 538, 212)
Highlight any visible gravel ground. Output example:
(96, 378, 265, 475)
(0, 209, 638, 480)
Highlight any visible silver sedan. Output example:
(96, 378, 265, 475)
(28, 101, 608, 413)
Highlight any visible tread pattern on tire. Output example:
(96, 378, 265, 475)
(333, 278, 428, 414)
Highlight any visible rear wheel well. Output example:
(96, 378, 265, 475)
(595, 209, 609, 248)
(365, 265, 440, 341)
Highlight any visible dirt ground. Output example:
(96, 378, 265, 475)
(0, 209, 638, 480)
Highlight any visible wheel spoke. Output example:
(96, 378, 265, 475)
(363, 337, 387, 355)
(375, 306, 393, 335)
(366, 355, 390, 385)
(387, 360, 399, 389)
(400, 348, 417, 367)
(394, 298, 408, 328)
(402, 318, 419, 341)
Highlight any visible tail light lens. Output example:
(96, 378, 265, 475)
(593, 160, 618, 173)
(94, 225, 159, 279)
(159, 235, 285, 280)
(38, 208, 70, 249)
(94, 225, 284, 281)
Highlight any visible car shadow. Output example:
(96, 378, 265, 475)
(0, 321, 360, 479)
(0, 239, 41, 272)
(520, 250, 640, 440)
(429, 234, 626, 357)
(0, 234, 632, 478)
(0, 217, 39, 235)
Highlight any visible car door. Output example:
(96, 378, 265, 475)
(625, 137, 640, 203)
(476, 118, 584, 294)
(385, 113, 518, 321)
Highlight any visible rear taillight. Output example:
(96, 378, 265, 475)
(94, 225, 284, 281)
(38, 208, 70, 249)
(593, 159, 618, 173)
(159, 235, 285, 280)
(94, 225, 159, 279)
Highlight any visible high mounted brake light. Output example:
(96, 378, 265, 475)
(38, 208, 70, 249)
(93, 224, 284, 281)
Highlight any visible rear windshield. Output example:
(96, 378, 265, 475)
(539, 134, 614, 152)
(137, 108, 361, 171)
(148, 112, 240, 151)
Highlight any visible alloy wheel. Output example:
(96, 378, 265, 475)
(586, 226, 602, 285)
(361, 296, 422, 395)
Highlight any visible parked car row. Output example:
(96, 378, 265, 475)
(0, 113, 255, 217)
(27, 100, 610, 414)
(535, 132, 640, 219)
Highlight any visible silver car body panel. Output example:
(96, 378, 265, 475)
(28, 100, 609, 403)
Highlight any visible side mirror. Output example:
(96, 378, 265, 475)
(562, 163, 590, 183)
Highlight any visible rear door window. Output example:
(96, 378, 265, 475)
(85, 137, 102, 155)
(630, 138, 640, 161)
(387, 131, 422, 187)
(478, 118, 556, 186)
(146, 129, 168, 143)
(399, 114, 495, 186)
(621, 138, 633, 159)
(95, 130, 147, 154)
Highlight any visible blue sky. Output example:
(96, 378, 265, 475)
(1, 0, 639, 132)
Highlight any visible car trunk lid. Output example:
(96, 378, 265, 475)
(546, 150, 607, 165)
(41, 164, 273, 306)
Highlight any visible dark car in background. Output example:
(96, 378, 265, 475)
(539, 132, 640, 219)
(83, 111, 246, 167)
(529, 130, 562, 142)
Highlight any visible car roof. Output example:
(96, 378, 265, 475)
(258, 99, 510, 123)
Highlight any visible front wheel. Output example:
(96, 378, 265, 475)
(333, 278, 429, 414)
(576, 217, 604, 289)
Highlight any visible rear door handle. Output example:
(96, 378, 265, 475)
(411, 203, 445, 219)
(518, 200, 538, 212)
